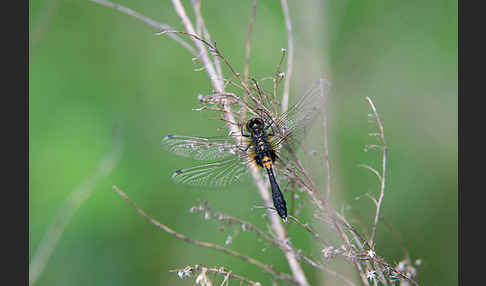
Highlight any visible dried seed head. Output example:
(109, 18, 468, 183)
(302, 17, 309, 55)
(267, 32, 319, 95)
(367, 249, 376, 258)
(367, 271, 376, 281)
(195, 268, 212, 286)
(225, 235, 233, 245)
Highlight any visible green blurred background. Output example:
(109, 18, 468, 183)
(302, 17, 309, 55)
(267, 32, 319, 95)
(29, 0, 457, 285)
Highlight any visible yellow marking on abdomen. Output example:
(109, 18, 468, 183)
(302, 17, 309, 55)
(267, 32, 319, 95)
(262, 156, 272, 170)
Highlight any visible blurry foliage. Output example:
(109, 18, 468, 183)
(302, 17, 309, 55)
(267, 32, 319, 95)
(30, 0, 457, 285)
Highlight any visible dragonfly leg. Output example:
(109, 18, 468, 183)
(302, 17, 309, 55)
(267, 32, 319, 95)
(238, 144, 251, 152)
(240, 124, 251, 138)
(264, 115, 276, 131)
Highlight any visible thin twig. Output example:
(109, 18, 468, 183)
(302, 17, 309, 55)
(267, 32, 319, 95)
(239, 0, 258, 125)
(349, 208, 371, 243)
(332, 218, 371, 286)
(279, 0, 294, 113)
(246, 164, 310, 286)
(244, 0, 258, 84)
(191, 0, 223, 80)
(381, 218, 410, 261)
(194, 202, 283, 250)
(358, 164, 382, 182)
(287, 215, 327, 246)
(365, 97, 387, 248)
(368, 258, 418, 286)
(170, 264, 261, 286)
(171, 0, 223, 92)
(321, 90, 332, 204)
(210, 204, 341, 284)
(112, 186, 295, 283)
(158, 30, 270, 117)
(272, 49, 287, 114)
(299, 256, 357, 286)
(88, 0, 196, 55)
(199, 202, 335, 281)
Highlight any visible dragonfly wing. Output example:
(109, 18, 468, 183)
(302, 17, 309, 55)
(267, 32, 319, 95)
(161, 135, 245, 161)
(171, 156, 252, 188)
(271, 79, 330, 152)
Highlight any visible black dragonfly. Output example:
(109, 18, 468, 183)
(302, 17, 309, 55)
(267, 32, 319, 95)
(161, 79, 329, 221)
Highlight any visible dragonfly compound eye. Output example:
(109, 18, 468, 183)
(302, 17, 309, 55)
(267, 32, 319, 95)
(246, 118, 265, 132)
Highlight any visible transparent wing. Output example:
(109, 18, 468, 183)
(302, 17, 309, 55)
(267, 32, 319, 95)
(161, 135, 245, 161)
(271, 79, 330, 150)
(171, 156, 252, 188)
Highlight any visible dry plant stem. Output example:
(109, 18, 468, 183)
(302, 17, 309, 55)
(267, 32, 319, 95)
(333, 219, 370, 286)
(332, 213, 371, 286)
(290, 151, 325, 210)
(299, 256, 357, 286)
(240, 0, 257, 124)
(29, 132, 124, 286)
(191, 0, 204, 39)
(208, 207, 355, 286)
(112, 186, 294, 283)
(319, 104, 370, 286)
(162, 30, 269, 115)
(296, 251, 355, 286)
(381, 218, 410, 261)
(287, 215, 328, 246)
(317, 90, 389, 286)
(191, 0, 223, 80)
(247, 165, 310, 286)
(204, 204, 351, 283)
(271, 51, 286, 115)
(321, 104, 332, 204)
(334, 211, 379, 286)
(244, 0, 258, 84)
(358, 164, 382, 182)
(88, 0, 196, 55)
(171, 0, 223, 92)
(365, 96, 387, 248)
(205, 209, 282, 249)
(170, 265, 261, 286)
(279, 0, 294, 112)
(343, 210, 371, 247)
(369, 259, 418, 286)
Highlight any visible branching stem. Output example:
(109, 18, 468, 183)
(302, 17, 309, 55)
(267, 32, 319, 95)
(365, 97, 387, 248)
(112, 186, 295, 283)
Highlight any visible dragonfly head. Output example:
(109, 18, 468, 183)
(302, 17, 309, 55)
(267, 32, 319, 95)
(246, 118, 265, 135)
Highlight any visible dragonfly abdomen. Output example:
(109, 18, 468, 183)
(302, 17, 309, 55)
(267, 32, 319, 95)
(266, 166, 287, 220)
(252, 143, 288, 220)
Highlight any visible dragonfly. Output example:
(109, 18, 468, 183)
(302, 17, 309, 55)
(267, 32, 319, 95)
(161, 79, 329, 221)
